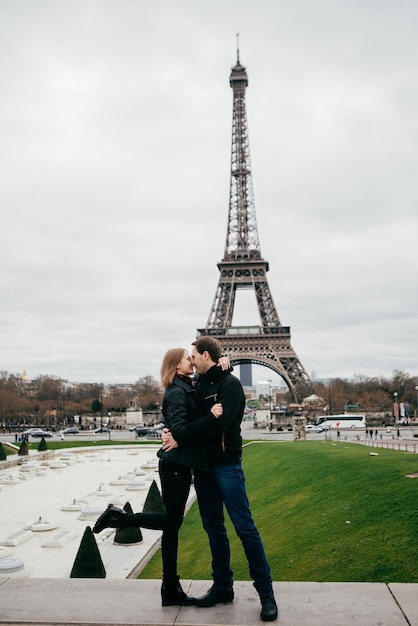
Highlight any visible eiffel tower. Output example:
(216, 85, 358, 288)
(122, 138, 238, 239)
(197, 46, 311, 401)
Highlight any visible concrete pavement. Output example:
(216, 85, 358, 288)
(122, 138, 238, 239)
(0, 577, 417, 625)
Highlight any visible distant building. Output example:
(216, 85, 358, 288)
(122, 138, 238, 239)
(240, 363, 253, 386)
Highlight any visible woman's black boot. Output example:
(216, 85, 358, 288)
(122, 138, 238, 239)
(93, 504, 126, 534)
(161, 576, 195, 606)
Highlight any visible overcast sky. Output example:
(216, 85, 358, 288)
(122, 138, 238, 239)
(1, 0, 417, 387)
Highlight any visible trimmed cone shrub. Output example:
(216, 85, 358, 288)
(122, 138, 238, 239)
(70, 526, 106, 578)
(114, 502, 143, 545)
(18, 440, 29, 456)
(143, 479, 165, 513)
(37, 437, 48, 452)
(0, 442, 6, 461)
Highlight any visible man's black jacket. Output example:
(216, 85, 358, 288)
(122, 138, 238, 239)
(168, 366, 246, 467)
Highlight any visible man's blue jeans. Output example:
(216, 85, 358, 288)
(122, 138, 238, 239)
(194, 463, 273, 598)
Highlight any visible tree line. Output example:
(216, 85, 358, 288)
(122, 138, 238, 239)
(0, 372, 163, 429)
(0, 369, 417, 430)
(301, 369, 417, 419)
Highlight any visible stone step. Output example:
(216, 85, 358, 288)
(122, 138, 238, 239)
(0, 578, 416, 626)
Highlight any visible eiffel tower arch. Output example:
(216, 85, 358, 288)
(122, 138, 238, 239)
(197, 46, 311, 402)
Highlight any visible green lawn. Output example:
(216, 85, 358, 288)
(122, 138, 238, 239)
(138, 441, 418, 583)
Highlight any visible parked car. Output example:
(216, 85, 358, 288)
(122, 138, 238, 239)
(30, 430, 53, 438)
(134, 423, 164, 437)
(146, 430, 163, 440)
(93, 426, 110, 433)
(62, 427, 79, 435)
(22, 428, 43, 435)
(306, 424, 323, 433)
(146, 424, 164, 440)
(134, 426, 151, 437)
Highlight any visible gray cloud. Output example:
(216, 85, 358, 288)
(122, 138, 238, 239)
(1, 0, 417, 386)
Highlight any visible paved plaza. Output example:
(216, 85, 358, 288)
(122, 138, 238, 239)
(0, 444, 168, 579)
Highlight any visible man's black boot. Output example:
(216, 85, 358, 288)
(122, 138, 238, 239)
(93, 504, 126, 534)
(260, 595, 278, 621)
(195, 585, 234, 607)
(161, 577, 195, 606)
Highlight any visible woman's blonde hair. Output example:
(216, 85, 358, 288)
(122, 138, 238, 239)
(160, 348, 187, 389)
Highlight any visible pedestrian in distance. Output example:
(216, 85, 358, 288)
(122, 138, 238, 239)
(162, 336, 278, 622)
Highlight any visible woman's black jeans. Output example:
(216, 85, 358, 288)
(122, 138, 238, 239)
(123, 459, 192, 583)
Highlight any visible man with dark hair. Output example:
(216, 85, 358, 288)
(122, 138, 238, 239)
(191, 336, 222, 361)
(162, 336, 278, 622)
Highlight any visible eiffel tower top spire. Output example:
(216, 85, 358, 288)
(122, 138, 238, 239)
(225, 43, 260, 260)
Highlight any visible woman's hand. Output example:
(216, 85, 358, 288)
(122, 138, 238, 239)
(218, 356, 230, 371)
(211, 402, 223, 419)
(161, 427, 178, 451)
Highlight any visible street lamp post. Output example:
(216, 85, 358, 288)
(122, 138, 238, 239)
(268, 380, 273, 431)
(393, 392, 399, 426)
(100, 384, 104, 430)
(62, 387, 66, 428)
(415, 385, 418, 419)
